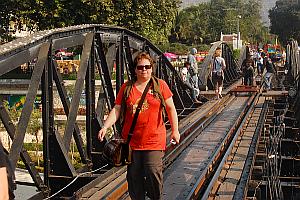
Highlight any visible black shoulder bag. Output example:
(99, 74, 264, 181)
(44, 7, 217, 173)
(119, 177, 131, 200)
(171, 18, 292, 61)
(103, 80, 151, 166)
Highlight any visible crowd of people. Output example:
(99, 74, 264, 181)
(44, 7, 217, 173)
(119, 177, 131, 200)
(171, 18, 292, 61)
(180, 47, 227, 100)
(243, 47, 280, 91)
(179, 45, 282, 101)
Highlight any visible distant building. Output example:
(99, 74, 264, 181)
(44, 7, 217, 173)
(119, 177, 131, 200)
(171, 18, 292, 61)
(220, 32, 242, 49)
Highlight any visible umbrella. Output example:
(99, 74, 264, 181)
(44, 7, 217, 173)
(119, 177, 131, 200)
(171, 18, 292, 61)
(164, 52, 177, 59)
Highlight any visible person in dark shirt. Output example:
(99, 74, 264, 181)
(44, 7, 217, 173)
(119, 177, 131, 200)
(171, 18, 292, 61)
(242, 56, 255, 86)
(181, 62, 200, 102)
(0, 140, 9, 200)
(263, 56, 277, 90)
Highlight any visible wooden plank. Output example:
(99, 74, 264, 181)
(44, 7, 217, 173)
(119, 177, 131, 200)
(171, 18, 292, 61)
(163, 97, 249, 200)
(216, 106, 263, 199)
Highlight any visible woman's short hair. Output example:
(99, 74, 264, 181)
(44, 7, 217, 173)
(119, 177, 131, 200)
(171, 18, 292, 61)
(133, 52, 154, 68)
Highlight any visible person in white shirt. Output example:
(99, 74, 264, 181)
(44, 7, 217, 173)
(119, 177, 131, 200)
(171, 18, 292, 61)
(210, 47, 226, 99)
(256, 49, 264, 75)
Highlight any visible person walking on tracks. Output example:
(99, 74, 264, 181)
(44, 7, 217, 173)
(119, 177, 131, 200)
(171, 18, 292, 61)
(241, 55, 255, 86)
(187, 48, 199, 89)
(263, 55, 277, 91)
(255, 49, 264, 75)
(98, 52, 180, 200)
(210, 47, 226, 99)
(181, 62, 200, 103)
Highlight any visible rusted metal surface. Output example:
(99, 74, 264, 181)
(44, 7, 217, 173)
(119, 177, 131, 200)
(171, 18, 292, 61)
(207, 97, 267, 199)
(163, 96, 250, 199)
(230, 85, 259, 93)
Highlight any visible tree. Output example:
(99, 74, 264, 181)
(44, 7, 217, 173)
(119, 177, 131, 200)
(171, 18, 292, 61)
(0, 0, 17, 43)
(170, 4, 210, 45)
(171, 0, 268, 45)
(269, 0, 300, 45)
(26, 108, 42, 166)
(4, 0, 180, 45)
(0, 100, 42, 166)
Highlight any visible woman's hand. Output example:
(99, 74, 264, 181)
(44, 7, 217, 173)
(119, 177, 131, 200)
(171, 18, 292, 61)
(97, 105, 121, 142)
(170, 130, 180, 144)
(98, 127, 107, 141)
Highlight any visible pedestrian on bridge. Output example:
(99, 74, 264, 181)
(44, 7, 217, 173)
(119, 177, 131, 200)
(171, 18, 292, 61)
(241, 55, 255, 86)
(257, 49, 265, 74)
(187, 48, 199, 89)
(181, 62, 200, 103)
(98, 52, 180, 200)
(210, 47, 226, 99)
(263, 55, 277, 91)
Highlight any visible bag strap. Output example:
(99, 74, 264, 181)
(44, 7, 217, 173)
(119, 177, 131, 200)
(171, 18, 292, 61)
(126, 80, 152, 144)
(213, 58, 216, 71)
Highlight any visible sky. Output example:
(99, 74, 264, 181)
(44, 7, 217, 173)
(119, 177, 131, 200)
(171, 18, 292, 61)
(180, 0, 277, 26)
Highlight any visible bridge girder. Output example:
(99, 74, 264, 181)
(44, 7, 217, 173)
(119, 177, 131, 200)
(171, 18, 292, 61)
(0, 24, 203, 198)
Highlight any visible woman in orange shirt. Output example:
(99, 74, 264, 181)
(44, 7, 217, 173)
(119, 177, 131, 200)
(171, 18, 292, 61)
(0, 140, 9, 200)
(98, 52, 180, 200)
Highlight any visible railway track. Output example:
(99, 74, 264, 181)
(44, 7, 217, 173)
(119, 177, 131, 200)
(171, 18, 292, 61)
(76, 87, 265, 200)
(202, 96, 267, 199)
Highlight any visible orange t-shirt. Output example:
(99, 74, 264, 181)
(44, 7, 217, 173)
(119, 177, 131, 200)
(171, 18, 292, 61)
(115, 79, 173, 150)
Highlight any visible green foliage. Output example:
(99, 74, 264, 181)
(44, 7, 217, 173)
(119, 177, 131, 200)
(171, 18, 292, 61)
(23, 143, 43, 151)
(233, 49, 240, 60)
(269, 0, 300, 45)
(62, 72, 77, 80)
(0, 1, 17, 43)
(4, 0, 180, 46)
(171, 0, 269, 45)
(158, 43, 210, 54)
(26, 108, 42, 136)
(170, 4, 211, 45)
(158, 43, 190, 54)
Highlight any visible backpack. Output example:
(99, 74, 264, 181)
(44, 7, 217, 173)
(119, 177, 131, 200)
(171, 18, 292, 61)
(119, 76, 167, 125)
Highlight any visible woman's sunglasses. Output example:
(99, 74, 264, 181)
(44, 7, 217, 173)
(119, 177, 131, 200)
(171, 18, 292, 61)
(136, 65, 152, 70)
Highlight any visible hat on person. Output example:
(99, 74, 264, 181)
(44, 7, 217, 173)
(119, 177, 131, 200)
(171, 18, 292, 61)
(191, 48, 197, 54)
(259, 48, 263, 52)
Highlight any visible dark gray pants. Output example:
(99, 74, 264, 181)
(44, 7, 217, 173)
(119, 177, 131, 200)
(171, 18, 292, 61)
(127, 150, 164, 200)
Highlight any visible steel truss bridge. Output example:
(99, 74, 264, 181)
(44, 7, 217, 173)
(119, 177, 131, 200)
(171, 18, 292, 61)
(0, 25, 299, 199)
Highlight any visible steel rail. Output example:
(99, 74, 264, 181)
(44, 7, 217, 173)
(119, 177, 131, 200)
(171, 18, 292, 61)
(184, 93, 256, 200)
(233, 98, 268, 199)
(198, 93, 261, 199)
